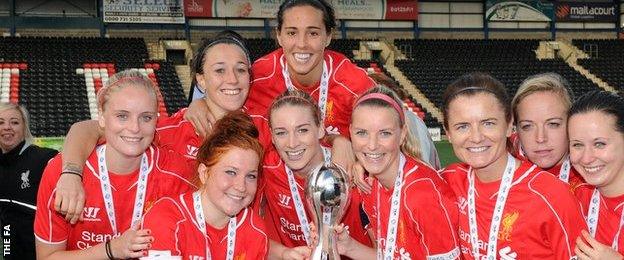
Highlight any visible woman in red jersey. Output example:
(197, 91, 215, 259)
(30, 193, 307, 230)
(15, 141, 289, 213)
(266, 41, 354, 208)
(142, 111, 268, 260)
(568, 91, 624, 259)
(243, 0, 375, 138)
(261, 89, 370, 259)
(439, 72, 586, 259)
(334, 86, 460, 259)
(510, 72, 583, 187)
(34, 70, 195, 259)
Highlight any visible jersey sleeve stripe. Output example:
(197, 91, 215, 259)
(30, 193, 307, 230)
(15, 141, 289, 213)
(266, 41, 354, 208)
(34, 234, 67, 245)
(527, 172, 574, 257)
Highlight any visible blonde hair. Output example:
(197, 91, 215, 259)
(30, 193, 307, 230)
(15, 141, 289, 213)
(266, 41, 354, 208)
(512, 73, 573, 123)
(352, 85, 422, 160)
(97, 69, 158, 113)
(0, 102, 34, 143)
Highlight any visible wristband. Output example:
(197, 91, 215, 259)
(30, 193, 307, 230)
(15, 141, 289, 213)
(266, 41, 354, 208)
(61, 171, 83, 180)
(105, 240, 115, 260)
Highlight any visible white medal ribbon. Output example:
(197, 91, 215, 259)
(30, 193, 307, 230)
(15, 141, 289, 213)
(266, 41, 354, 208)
(192, 191, 237, 260)
(97, 145, 150, 236)
(376, 153, 407, 260)
(284, 147, 331, 245)
(558, 156, 571, 183)
(467, 153, 516, 260)
(280, 55, 330, 121)
(586, 189, 624, 250)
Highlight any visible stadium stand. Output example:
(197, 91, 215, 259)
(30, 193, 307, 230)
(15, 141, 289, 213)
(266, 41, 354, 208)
(0, 36, 186, 137)
(394, 39, 601, 111)
(573, 39, 624, 92)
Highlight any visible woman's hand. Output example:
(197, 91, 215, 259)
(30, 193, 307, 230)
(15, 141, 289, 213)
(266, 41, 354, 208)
(352, 162, 373, 194)
(281, 246, 311, 260)
(54, 173, 85, 224)
(184, 99, 215, 138)
(575, 230, 623, 260)
(333, 223, 355, 256)
(110, 228, 154, 259)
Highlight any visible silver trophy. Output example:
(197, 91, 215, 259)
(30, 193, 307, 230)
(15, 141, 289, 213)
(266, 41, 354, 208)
(306, 164, 350, 260)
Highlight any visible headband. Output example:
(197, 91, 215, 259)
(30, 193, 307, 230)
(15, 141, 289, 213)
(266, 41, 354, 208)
(355, 93, 405, 124)
(202, 37, 251, 67)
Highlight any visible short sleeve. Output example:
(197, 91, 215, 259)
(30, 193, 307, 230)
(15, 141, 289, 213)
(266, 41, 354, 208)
(33, 154, 70, 244)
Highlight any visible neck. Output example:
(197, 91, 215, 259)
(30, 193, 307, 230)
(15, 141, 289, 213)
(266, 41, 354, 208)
(293, 145, 324, 178)
(288, 58, 324, 87)
(204, 97, 227, 121)
(200, 189, 230, 229)
(376, 154, 402, 189)
(474, 153, 513, 183)
(104, 146, 142, 174)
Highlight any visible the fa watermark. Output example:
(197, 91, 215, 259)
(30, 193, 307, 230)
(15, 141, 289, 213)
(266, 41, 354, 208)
(3, 224, 9, 256)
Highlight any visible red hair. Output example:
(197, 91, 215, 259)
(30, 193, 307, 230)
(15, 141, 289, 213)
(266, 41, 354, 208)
(193, 111, 263, 187)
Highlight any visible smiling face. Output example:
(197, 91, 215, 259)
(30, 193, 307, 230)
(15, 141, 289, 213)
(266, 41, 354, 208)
(276, 5, 332, 85)
(446, 93, 513, 180)
(569, 111, 624, 197)
(350, 105, 406, 186)
(516, 91, 569, 169)
(199, 147, 260, 221)
(98, 86, 157, 161)
(196, 43, 250, 118)
(0, 108, 25, 153)
(271, 104, 325, 175)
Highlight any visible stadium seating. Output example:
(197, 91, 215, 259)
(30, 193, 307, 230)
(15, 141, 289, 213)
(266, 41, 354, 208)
(394, 39, 600, 111)
(0, 36, 186, 137)
(573, 39, 624, 92)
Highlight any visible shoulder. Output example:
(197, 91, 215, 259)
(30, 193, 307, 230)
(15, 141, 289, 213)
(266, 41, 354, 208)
(27, 145, 58, 160)
(573, 183, 595, 201)
(524, 165, 580, 208)
(327, 50, 374, 93)
(439, 163, 469, 182)
(262, 148, 283, 170)
(404, 158, 455, 202)
(239, 208, 268, 241)
(252, 49, 282, 82)
(143, 195, 187, 226)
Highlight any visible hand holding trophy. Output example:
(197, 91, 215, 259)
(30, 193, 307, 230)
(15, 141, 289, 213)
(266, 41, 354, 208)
(306, 164, 350, 260)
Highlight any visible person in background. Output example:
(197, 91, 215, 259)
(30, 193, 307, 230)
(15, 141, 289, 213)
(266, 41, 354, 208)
(440, 72, 585, 259)
(510, 72, 583, 187)
(0, 102, 57, 260)
(568, 91, 624, 259)
(142, 111, 268, 260)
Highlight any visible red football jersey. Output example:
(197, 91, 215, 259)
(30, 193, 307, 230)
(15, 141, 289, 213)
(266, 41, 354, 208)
(246, 48, 375, 138)
(575, 184, 624, 254)
(360, 154, 460, 259)
(258, 148, 371, 249)
(441, 160, 587, 259)
(547, 162, 585, 190)
(34, 145, 195, 249)
(156, 108, 272, 156)
(142, 192, 268, 259)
